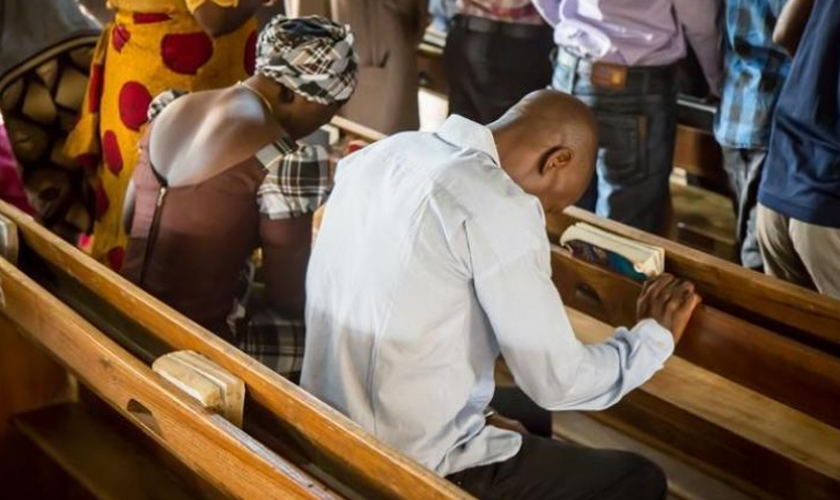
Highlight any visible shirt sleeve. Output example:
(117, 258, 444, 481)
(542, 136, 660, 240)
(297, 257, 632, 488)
(185, 0, 239, 13)
(531, 0, 561, 26)
(257, 144, 332, 220)
(466, 217, 674, 410)
(674, 0, 723, 95)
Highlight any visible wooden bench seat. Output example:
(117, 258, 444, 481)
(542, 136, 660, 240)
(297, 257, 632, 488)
(499, 308, 840, 500)
(550, 246, 840, 429)
(572, 308, 840, 500)
(552, 412, 755, 500)
(12, 402, 200, 500)
(0, 255, 345, 500)
(0, 200, 472, 500)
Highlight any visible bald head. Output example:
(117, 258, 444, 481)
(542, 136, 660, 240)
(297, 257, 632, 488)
(489, 89, 598, 213)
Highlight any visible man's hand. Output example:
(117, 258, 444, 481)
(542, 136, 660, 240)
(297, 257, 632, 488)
(636, 273, 702, 344)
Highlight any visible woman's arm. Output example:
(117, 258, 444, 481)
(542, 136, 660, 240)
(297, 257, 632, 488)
(190, 0, 271, 37)
(773, 0, 815, 56)
(259, 214, 313, 319)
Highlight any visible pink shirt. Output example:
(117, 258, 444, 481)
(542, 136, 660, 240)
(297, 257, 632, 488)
(534, 0, 722, 92)
(458, 0, 546, 25)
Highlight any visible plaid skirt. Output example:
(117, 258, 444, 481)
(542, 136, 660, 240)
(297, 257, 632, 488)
(231, 263, 305, 382)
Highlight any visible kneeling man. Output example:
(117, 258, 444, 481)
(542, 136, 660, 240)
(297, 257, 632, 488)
(302, 90, 700, 500)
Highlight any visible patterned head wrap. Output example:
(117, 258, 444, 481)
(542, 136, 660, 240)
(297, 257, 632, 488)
(256, 15, 358, 106)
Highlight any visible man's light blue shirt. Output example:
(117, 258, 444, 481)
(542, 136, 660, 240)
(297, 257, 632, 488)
(301, 115, 674, 476)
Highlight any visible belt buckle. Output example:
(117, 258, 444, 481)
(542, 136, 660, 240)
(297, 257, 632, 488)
(590, 62, 628, 90)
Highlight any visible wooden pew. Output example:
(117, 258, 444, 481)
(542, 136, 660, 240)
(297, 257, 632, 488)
(12, 402, 204, 500)
(566, 309, 840, 500)
(329, 118, 840, 498)
(495, 307, 840, 500)
(546, 207, 840, 353)
(0, 200, 473, 500)
(550, 246, 840, 429)
(0, 255, 343, 500)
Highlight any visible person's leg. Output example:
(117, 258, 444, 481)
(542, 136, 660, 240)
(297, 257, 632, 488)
(442, 19, 483, 122)
(594, 89, 676, 233)
(447, 435, 667, 500)
(756, 204, 816, 289)
(563, 66, 677, 233)
(788, 218, 840, 299)
(446, 22, 554, 124)
(722, 147, 766, 270)
(468, 27, 554, 123)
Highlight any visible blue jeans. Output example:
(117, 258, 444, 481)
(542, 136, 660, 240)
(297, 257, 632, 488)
(552, 50, 678, 232)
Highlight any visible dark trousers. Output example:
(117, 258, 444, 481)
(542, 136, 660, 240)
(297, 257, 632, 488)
(721, 147, 766, 270)
(447, 435, 667, 500)
(443, 16, 554, 124)
(552, 49, 678, 233)
(491, 386, 552, 438)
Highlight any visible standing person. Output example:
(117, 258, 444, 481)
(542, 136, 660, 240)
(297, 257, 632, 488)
(302, 90, 701, 499)
(121, 16, 357, 378)
(714, 0, 791, 271)
(444, 0, 554, 124)
(757, 0, 840, 298)
(534, 0, 723, 233)
(286, 0, 426, 134)
(65, 0, 272, 271)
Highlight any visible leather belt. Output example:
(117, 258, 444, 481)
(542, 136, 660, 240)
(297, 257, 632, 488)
(454, 15, 552, 39)
(555, 47, 676, 91)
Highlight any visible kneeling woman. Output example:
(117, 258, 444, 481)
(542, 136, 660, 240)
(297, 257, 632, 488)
(121, 16, 358, 380)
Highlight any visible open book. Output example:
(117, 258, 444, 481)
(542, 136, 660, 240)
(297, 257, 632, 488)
(560, 223, 665, 282)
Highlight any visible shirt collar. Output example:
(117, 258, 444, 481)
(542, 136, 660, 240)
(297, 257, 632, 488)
(435, 115, 502, 167)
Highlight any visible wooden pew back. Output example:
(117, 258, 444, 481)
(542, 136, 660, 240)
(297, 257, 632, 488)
(0, 200, 472, 500)
(547, 207, 840, 353)
(0, 256, 341, 500)
(550, 246, 840, 429)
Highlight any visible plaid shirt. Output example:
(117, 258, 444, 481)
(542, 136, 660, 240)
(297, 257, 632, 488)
(459, 0, 545, 25)
(255, 136, 331, 220)
(714, 0, 791, 149)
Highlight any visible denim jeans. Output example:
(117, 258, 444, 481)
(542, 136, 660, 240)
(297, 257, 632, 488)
(722, 147, 766, 270)
(552, 50, 678, 233)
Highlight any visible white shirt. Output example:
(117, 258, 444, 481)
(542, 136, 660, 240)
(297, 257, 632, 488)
(301, 115, 674, 477)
